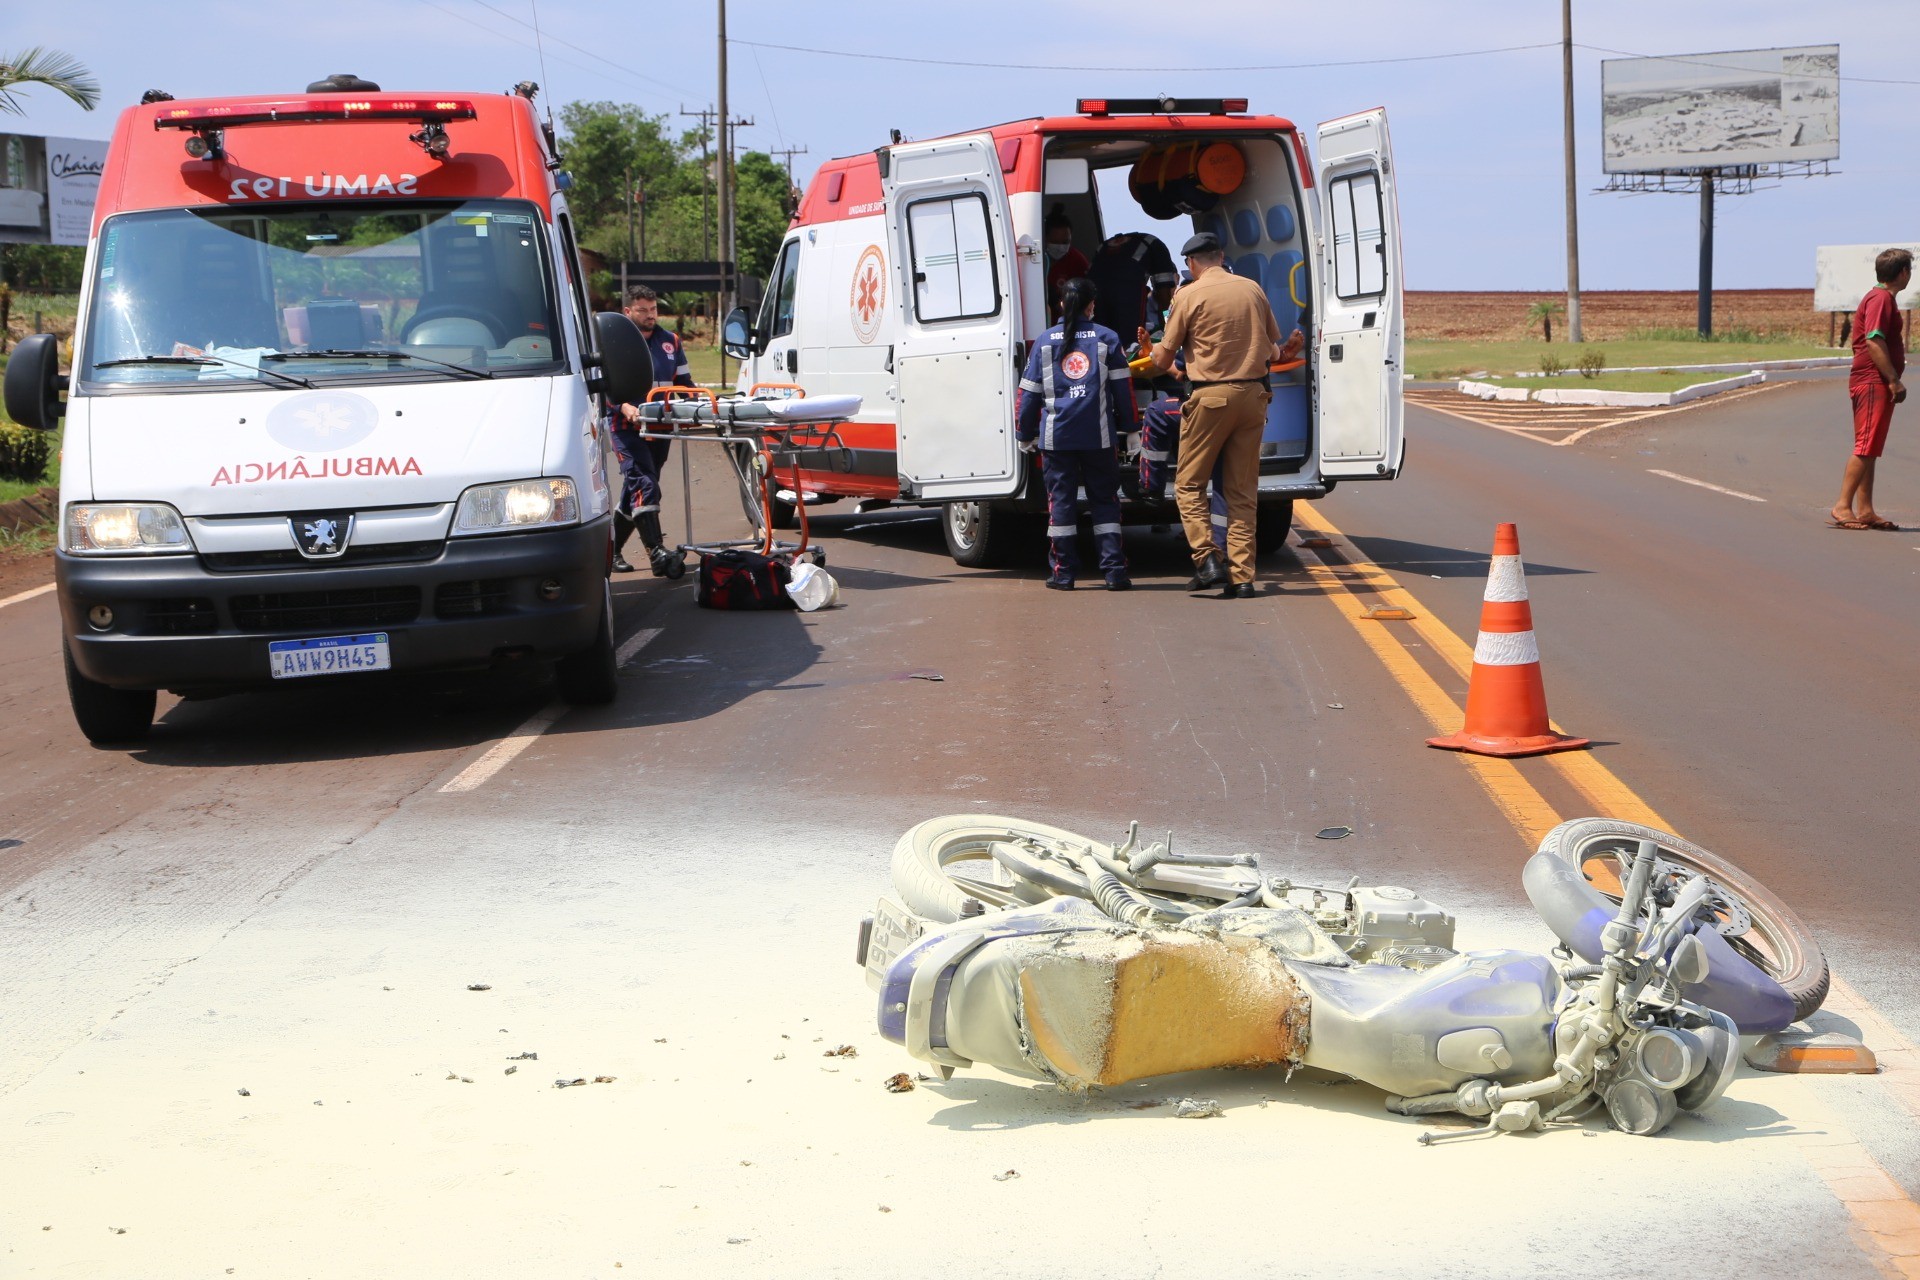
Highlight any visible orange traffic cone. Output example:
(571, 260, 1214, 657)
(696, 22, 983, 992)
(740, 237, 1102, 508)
(1427, 523, 1590, 758)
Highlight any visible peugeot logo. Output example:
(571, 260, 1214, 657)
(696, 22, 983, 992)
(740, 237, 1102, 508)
(290, 512, 354, 559)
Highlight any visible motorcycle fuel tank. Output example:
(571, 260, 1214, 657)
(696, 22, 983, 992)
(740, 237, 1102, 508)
(1291, 949, 1561, 1097)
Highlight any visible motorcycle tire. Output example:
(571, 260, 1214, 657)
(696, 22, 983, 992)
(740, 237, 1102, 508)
(890, 814, 1102, 923)
(1532, 817, 1829, 1023)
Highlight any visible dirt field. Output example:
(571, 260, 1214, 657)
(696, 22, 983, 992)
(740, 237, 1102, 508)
(1407, 289, 1827, 343)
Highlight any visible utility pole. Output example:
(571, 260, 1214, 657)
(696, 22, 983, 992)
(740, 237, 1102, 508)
(1698, 170, 1715, 338)
(680, 104, 717, 262)
(717, 0, 732, 329)
(771, 144, 809, 214)
(1561, 0, 1583, 343)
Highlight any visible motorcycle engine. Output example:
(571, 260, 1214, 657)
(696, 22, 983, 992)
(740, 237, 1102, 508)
(1340, 886, 1458, 965)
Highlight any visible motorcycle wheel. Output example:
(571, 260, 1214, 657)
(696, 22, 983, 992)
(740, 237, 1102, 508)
(890, 814, 1096, 923)
(1534, 818, 1829, 1022)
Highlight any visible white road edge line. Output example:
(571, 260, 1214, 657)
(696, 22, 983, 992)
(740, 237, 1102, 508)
(616, 625, 663, 667)
(439, 626, 663, 795)
(438, 706, 564, 794)
(1646, 469, 1765, 502)
(0, 583, 55, 610)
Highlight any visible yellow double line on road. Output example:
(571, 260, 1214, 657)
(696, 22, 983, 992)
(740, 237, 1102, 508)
(1293, 503, 1920, 1276)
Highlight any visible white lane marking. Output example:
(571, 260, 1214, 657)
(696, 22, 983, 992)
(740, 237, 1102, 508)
(438, 705, 564, 794)
(438, 627, 662, 795)
(0, 583, 55, 610)
(1646, 469, 1766, 502)
(617, 626, 663, 667)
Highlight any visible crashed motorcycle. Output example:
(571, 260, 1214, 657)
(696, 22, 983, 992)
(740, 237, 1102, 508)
(856, 814, 1828, 1141)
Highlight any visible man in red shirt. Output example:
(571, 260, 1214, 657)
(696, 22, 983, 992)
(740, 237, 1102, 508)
(1830, 247, 1911, 530)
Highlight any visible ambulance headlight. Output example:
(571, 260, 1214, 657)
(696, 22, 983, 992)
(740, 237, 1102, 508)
(64, 503, 192, 555)
(452, 478, 580, 534)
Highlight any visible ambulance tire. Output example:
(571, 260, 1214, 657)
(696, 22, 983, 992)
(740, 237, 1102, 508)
(1255, 499, 1294, 557)
(64, 641, 155, 745)
(556, 583, 618, 706)
(942, 500, 1025, 569)
(769, 496, 799, 530)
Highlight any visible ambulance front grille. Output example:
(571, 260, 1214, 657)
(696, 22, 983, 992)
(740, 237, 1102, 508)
(229, 586, 421, 632)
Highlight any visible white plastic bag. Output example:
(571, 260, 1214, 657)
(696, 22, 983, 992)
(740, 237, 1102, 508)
(786, 561, 840, 611)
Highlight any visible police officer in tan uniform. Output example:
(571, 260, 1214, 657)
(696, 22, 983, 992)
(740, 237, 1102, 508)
(1140, 232, 1303, 597)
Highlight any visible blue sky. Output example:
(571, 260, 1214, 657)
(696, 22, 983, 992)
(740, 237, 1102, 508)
(8, 0, 1915, 290)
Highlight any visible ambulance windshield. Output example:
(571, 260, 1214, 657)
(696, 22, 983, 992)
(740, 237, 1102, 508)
(79, 199, 565, 388)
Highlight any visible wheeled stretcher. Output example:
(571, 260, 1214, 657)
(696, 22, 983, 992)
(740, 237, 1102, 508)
(627, 385, 864, 579)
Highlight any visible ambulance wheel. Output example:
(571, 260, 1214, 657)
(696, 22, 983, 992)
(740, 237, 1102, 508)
(556, 584, 618, 706)
(64, 641, 155, 745)
(769, 496, 799, 530)
(1256, 499, 1295, 556)
(942, 500, 1021, 569)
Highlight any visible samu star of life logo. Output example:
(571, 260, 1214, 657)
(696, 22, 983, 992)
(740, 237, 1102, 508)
(1061, 351, 1091, 380)
(849, 244, 886, 345)
(291, 513, 352, 559)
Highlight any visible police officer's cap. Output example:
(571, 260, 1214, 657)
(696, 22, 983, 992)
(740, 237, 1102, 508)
(1179, 231, 1223, 257)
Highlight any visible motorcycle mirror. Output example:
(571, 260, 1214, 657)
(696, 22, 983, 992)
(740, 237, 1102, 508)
(1670, 933, 1711, 986)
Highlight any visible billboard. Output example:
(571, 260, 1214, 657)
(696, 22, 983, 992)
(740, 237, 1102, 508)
(0, 130, 107, 246)
(1814, 244, 1919, 314)
(1602, 45, 1840, 173)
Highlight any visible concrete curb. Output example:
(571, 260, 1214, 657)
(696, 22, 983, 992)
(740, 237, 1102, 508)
(1512, 356, 1847, 377)
(1456, 371, 1766, 408)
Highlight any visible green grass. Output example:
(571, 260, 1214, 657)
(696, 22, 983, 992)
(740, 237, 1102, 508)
(1409, 338, 1839, 381)
(1476, 370, 1746, 395)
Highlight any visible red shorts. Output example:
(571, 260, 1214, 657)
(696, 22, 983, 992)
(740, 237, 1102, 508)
(1851, 380, 1895, 458)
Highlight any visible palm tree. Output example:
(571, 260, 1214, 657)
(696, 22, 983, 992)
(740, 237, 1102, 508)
(0, 48, 101, 115)
(1526, 298, 1565, 344)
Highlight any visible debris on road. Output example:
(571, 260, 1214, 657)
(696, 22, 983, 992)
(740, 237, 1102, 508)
(992, 1169, 1020, 1182)
(466, 983, 492, 991)
(1326, 703, 1344, 709)
(508, 1051, 538, 1060)
(236, 1088, 249, 1097)
(594, 1076, 616, 1084)
(505, 1065, 518, 1076)
(554, 1078, 588, 1089)
(1176, 1098, 1224, 1119)
(884, 1073, 915, 1093)
(824, 1045, 857, 1058)
(1315, 826, 1353, 840)
(446, 1072, 473, 1083)
(904, 670, 944, 682)
(878, 1205, 892, 1213)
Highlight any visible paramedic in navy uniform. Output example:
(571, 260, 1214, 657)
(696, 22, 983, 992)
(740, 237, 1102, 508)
(1016, 277, 1137, 591)
(612, 285, 698, 574)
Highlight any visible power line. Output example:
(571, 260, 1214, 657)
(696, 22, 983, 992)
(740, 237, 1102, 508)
(1577, 43, 1920, 87)
(465, 0, 702, 98)
(727, 37, 1560, 73)
(413, 0, 674, 102)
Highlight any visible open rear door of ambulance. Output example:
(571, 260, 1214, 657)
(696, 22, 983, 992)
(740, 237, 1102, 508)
(1314, 108, 1404, 480)
(880, 133, 1021, 500)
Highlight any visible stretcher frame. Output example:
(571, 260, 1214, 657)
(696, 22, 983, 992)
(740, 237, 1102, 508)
(627, 384, 856, 579)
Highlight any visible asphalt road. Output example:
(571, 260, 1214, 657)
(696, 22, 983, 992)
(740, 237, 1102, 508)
(1, 377, 1916, 1278)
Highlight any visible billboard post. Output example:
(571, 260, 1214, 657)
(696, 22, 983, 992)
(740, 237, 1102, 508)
(1601, 45, 1840, 338)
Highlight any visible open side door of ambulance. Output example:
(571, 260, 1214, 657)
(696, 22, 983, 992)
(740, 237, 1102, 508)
(1314, 108, 1404, 480)
(880, 133, 1022, 500)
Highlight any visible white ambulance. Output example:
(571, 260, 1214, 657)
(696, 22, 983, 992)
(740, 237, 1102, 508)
(722, 96, 1403, 566)
(2, 77, 656, 743)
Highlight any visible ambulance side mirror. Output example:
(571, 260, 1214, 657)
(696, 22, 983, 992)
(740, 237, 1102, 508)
(722, 308, 755, 361)
(3, 334, 67, 431)
(589, 312, 654, 406)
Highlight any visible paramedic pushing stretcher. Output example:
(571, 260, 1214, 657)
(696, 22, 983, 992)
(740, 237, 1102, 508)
(612, 285, 697, 574)
(1017, 277, 1137, 591)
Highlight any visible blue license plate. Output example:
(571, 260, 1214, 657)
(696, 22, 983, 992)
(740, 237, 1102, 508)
(267, 633, 392, 680)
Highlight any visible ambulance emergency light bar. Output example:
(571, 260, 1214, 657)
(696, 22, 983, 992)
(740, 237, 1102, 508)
(1076, 97, 1249, 117)
(154, 98, 479, 161)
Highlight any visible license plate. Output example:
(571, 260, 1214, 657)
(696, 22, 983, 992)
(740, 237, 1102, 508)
(268, 633, 391, 680)
(863, 895, 925, 991)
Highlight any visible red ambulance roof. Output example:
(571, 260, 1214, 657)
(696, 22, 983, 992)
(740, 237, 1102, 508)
(92, 92, 554, 235)
(793, 111, 1306, 226)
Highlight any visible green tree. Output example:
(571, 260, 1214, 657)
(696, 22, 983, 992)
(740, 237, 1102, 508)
(732, 151, 795, 283)
(557, 101, 684, 253)
(0, 47, 100, 114)
(1527, 298, 1565, 343)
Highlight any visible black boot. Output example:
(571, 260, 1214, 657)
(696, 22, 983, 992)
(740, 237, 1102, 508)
(1187, 552, 1228, 592)
(636, 511, 671, 578)
(611, 511, 636, 573)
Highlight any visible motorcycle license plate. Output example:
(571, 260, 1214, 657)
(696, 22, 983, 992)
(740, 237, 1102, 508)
(863, 896, 924, 991)
(268, 633, 391, 680)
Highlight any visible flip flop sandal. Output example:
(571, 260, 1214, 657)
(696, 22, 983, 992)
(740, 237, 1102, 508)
(1864, 517, 1902, 531)
(1826, 517, 1872, 529)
